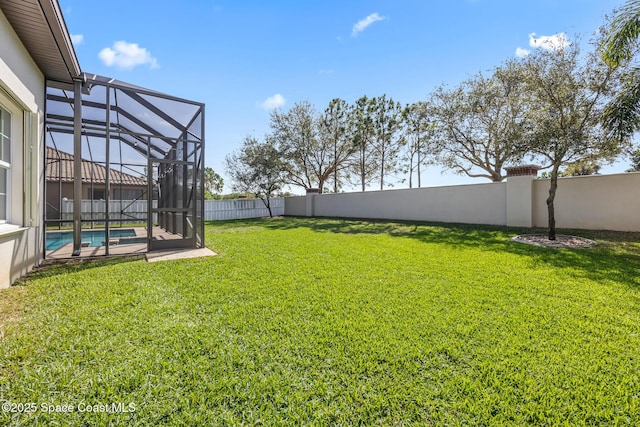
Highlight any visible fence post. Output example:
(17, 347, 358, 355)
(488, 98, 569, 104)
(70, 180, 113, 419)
(305, 188, 320, 217)
(505, 165, 540, 228)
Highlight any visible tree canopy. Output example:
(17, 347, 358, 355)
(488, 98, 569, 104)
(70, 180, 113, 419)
(522, 38, 625, 239)
(226, 5, 634, 238)
(429, 61, 529, 182)
(401, 101, 435, 188)
(203, 167, 224, 200)
(627, 148, 640, 171)
(224, 136, 286, 217)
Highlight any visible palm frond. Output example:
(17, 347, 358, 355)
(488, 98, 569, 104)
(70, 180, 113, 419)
(603, 67, 640, 139)
(602, 0, 640, 66)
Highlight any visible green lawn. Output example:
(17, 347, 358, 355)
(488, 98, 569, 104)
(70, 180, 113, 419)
(1, 218, 639, 425)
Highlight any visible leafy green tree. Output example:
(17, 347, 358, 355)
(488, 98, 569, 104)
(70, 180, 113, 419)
(203, 167, 224, 200)
(600, 0, 640, 140)
(429, 60, 529, 182)
(523, 39, 624, 240)
(224, 136, 286, 217)
(561, 160, 602, 176)
(627, 147, 640, 171)
(270, 101, 318, 191)
(221, 193, 254, 200)
(318, 98, 355, 193)
(271, 101, 347, 193)
(400, 102, 435, 188)
(369, 95, 403, 190)
(541, 160, 602, 178)
(349, 96, 378, 191)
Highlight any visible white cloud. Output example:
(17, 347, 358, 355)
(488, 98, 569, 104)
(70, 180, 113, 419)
(259, 94, 286, 110)
(98, 41, 159, 70)
(351, 13, 386, 37)
(318, 69, 334, 75)
(515, 47, 530, 58)
(528, 32, 570, 51)
(70, 34, 84, 46)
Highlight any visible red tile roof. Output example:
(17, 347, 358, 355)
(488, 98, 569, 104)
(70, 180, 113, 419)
(46, 147, 147, 186)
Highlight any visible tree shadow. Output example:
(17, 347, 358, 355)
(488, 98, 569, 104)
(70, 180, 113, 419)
(250, 216, 640, 289)
(14, 255, 145, 284)
(398, 229, 639, 288)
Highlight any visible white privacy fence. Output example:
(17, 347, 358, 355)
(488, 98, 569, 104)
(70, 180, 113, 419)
(61, 198, 284, 222)
(204, 198, 284, 220)
(61, 199, 156, 222)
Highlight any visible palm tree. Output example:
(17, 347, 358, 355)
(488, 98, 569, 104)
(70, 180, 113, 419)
(601, 0, 640, 140)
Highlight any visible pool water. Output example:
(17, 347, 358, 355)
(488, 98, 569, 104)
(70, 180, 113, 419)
(45, 229, 137, 251)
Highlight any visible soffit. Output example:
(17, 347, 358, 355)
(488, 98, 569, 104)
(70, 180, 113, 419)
(0, 0, 81, 83)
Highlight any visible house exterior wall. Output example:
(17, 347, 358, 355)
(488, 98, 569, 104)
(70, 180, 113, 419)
(46, 182, 72, 219)
(0, 8, 45, 288)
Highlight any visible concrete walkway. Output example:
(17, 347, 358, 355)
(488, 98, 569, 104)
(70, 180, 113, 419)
(145, 247, 217, 262)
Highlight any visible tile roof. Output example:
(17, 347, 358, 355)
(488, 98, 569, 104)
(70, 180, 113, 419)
(46, 147, 147, 186)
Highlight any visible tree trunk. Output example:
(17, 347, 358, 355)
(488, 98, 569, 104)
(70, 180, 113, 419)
(333, 142, 338, 193)
(380, 150, 385, 191)
(547, 164, 560, 240)
(417, 144, 421, 188)
(360, 153, 366, 191)
(259, 196, 273, 218)
(409, 156, 413, 189)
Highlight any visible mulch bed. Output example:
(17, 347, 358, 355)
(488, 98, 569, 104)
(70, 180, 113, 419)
(512, 234, 597, 248)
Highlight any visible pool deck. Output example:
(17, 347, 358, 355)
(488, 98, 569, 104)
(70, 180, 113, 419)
(45, 227, 185, 259)
(146, 247, 216, 262)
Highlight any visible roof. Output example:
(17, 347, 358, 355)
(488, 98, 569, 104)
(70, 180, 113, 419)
(0, 0, 81, 83)
(46, 147, 147, 187)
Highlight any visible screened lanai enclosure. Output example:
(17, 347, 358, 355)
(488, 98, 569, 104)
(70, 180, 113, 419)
(44, 74, 205, 258)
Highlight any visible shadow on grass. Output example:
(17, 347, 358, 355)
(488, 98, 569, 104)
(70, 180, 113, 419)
(398, 228, 640, 288)
(227, 216, 640, 289)
(15, 255, 145, 285)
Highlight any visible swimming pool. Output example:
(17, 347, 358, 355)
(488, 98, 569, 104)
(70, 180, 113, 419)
(45, 229, 137, 251)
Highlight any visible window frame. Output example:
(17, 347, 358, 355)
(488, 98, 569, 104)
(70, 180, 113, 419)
(0, 103, 11, 224)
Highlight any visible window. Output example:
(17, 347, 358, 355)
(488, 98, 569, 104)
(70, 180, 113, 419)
(0, 105, 10, 223)
(89, 189, 106, 200)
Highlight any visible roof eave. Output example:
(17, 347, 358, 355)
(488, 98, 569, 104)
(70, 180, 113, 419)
(0, 0, 82, 83)
(40, 0, 82, 81)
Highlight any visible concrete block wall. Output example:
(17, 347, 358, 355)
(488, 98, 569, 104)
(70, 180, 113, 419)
(284, 172, 640, 232)
(532, 172, 640, 231)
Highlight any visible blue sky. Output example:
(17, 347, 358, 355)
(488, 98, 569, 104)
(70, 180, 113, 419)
(60, 0, 625, 192)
